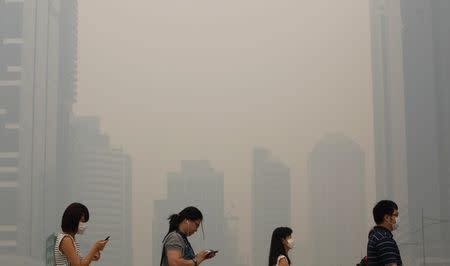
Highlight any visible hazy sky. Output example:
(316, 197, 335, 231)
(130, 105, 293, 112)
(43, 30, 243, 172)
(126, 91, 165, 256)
(76, 1, 374, 265)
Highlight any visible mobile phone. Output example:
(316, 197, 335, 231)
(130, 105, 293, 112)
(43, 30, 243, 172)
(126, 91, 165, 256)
(104, 236, 110, 241)
(206, 250, 218, 256)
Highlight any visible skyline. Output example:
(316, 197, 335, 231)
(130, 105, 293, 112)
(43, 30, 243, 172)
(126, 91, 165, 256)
(2, 0, 450, 265)
(75, 1, 375, 264)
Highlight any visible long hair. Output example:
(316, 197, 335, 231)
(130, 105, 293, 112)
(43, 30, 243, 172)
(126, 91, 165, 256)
(268, 227, 292, 266)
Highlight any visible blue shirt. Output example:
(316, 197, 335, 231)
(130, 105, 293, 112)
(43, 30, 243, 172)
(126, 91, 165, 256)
(367, 226, 402, 266)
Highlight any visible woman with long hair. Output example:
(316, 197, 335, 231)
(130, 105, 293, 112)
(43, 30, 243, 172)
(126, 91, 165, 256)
(160, 206, 216, 266)
(268, 227, 294, 266)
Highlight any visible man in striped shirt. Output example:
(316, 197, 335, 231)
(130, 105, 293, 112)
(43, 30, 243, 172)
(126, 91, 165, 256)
(367, 200, 403, 266)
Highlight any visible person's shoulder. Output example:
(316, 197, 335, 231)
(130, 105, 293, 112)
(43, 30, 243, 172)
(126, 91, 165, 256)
(56, 233, 68, 239)
(166, 231, 182, 239)
(164, 231, 185, 250)
(59, 234, 76, 251)
(58, 233, 74, 243)
(369, 227, 391, 241)
(164, 231, 183, 243)
(277, 255, 288, 266)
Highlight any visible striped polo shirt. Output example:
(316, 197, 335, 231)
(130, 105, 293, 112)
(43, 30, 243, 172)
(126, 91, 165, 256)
(367, 226, 402, 266)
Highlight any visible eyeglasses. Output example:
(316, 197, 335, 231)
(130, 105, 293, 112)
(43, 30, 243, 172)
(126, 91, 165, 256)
(187, 220, 201, 230)
(189, 220, 204, 240)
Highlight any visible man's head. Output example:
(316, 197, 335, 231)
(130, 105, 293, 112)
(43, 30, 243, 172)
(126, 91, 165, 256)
(373, 200, 399, 231)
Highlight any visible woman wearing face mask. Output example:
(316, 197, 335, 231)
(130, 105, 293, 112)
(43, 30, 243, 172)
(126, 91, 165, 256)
(160, 206, 216, 266)
(54, 202, 108, 266)
(268, 227, 294, 266)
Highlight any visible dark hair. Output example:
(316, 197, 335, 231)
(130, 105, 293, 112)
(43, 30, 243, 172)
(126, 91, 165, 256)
(165, 206, 203, 237)
(61, 202, 90, 234)
(373, 200, 398, 225)
(268, 227, 292, 266)
(160, 207, 203, 266)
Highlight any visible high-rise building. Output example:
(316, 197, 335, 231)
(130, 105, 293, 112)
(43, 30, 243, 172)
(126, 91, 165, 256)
(429, 0, 450, 244)
(308, 134, 366, 266)
(153, 160, 236, 266)
(17, 0, 63, 256)
(369, 1, 413, 258)
(68, 116, 133, 266)
(371, 0, 450, 263)
(0, 0, 23, 255)
(252, 148, 290, 266)
(400, 0, 442, 242)
(0, 0, 76, 262)
(401, 0, 450, 262)
(56, 0, 79, 217)
(370, 0, 409, 211)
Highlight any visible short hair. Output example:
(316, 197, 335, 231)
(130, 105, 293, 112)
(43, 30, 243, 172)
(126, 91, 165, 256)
(61, 202, 90, 233)
(372, 200, 398, 225)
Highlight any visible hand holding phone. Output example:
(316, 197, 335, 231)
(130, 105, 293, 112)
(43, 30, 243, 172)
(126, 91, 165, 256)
(205, 250, 218, 259)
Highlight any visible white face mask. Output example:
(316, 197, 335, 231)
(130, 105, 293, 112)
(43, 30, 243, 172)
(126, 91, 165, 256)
(78, 222, 87, 235)
(287, 238, 295, 249)
(393, 217, 400, 231)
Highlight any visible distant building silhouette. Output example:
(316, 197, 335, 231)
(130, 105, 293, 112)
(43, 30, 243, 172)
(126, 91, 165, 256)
(68, 116, 133, 266)
(369, 2, 413, 259)
(308, 134, 366, 266)
(371, 0, 450, 262)
(252, 148, 290, 266)
(0, 0, 78, 262)
(0, 0, 22, 254)
(153, 160, 243, 266)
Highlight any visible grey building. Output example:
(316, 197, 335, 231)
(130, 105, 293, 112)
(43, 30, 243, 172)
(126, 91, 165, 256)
(0, 0, 23, 255)
(369, 1, 413, 259)
(370, 0, 409, 212)
(56, 0, 79, 217)
(370, 0, 450, 263)
(68, 116, 133, 266)
(308, 134, 366, 266)
(401, 0, 450, 263)
(0, 0, 76, 262)
(153, 160, 239, 266)
(252, 148, 290, 266)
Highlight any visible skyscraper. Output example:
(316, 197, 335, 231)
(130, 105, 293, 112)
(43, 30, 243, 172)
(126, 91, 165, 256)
(429, 0, 450, 244)
(400, 0, 441, 242)
(0, 0, 22, 255)
(252, 148, 290, 266)
(369, 0, 413, 256)
(370, 0, 409, 210)
(371, 1, 450, 262)
(56, 0, 79, 217)
(68, 116, 133, 266)
(0, 0, 76, 262)
(308, 134, 366, 266)
(401, 0, 450, 261)
(153, 160, 234, 266)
